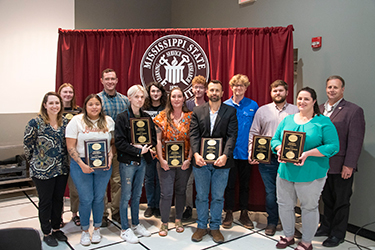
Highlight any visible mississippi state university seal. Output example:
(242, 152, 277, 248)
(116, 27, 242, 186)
(140, 35, 209, 100)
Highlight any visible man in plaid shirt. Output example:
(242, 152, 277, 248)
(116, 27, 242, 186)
(98, 68, 130, 226)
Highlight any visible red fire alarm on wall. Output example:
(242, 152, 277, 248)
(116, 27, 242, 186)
(311, 37, 322, 48)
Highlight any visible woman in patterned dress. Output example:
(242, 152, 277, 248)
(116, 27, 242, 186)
(153, 87, 193, 236)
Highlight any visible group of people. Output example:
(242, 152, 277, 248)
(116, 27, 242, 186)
(24, 69, 365, 249)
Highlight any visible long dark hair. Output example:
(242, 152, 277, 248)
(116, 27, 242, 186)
(82, 94, 108, 131)
(143, 82, 167, 110)
(39, 92, 64, 127)
(164, 87, 190, 125)
(297, 87, 321, 117)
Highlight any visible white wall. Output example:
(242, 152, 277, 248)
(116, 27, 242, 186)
(0, 0, 74, 114)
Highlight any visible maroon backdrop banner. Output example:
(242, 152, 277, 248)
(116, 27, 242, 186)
(56, 26, 294, 211)
(56, 25, 294, 107)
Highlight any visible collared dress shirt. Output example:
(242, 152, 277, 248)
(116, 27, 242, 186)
(224, 97, 258, 160)
(323, 98, 343, 117)
(209, 106, 220, 136)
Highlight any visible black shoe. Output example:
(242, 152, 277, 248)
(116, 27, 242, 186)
(52, 230, 67, 241)
(112, 212, 121, 223)
(101, 216, 108, 227)
(153, 208, 161, 217)
(144, 207, 153, 218)
(182, 206, 192, 220)
(44, 234, 58, 247)
(322, 236, 344, 247)
(315, 227, 330, 237)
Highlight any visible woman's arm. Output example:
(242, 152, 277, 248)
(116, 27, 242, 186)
(23, 119, 37, 162)
(66, 138, 93, 174)
(156, 126, 169, 171)
(181, 147, 192, 170)
(114, 112, 143, 156)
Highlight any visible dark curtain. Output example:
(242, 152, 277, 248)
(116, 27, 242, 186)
(56, 26, 294, 107)
(56, 26, 294, 211)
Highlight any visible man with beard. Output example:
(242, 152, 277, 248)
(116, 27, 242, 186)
(190, 80, 238, 243)
(248, 80, 298, 236)
(223, 74, 258, 229)
(183, 75, 207, 220)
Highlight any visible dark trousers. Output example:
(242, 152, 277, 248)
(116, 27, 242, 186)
(224, 159, 251, 211)
(157, 163, 191, 223)
(320, 173, 353, 239)
(32, 175, 68, 235)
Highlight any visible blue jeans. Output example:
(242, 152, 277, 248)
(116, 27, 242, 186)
(258, 155, 279, 226)
(119, 158, 146, 230)
(193, 164, 230, 230)
(144, 158, 160, 208)
(70, 158, 112, 231)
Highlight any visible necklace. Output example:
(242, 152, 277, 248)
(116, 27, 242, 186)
(172, 112, 183, 125)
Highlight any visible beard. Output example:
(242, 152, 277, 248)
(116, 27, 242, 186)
(209, 95, 220, 102)
(272, 95, 286, 104)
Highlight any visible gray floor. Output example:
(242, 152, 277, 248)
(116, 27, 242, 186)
(0, 192, 374, 250)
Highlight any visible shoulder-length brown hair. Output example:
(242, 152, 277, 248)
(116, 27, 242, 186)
(39, 92, 64, 127)
(143, 82, 167, 110)
(164, 87, 190, 125)
(58, 83, 79, 109)
(82, 94, 108, 131)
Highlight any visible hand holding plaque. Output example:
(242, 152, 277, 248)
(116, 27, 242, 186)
(251, 135, 272, 164)
(200, 138, 223, 164)
(166, 141, 184, 167)
(130, 118, 151, 145)
(84, 139, 108, 170)
(280, 131, 306, 163)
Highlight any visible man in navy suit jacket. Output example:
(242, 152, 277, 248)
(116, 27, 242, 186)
(190, 80, 238, 244)
(316, 75, 365, 247)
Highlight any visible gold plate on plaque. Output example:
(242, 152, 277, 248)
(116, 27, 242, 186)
(171, 159, 180, 166)
(93, 159, 102, 167)
(257, 153, 265, 160)
(92, 143, 101, 150)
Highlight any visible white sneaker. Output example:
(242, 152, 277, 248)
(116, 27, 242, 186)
(120, 228, 139, 244)
(91, 228, 101, 244)
(132, 224, 151, 237)
(80, 231, 91, 246)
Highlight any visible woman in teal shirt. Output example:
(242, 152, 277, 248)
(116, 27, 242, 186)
(271, 87, 339, 250)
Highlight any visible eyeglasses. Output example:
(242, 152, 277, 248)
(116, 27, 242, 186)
(193, 86, 206, 90)
(232, 84, 245, 88)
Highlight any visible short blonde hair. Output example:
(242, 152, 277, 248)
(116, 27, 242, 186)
(229, 74, 250, 88)
(127, 85, 148, 98)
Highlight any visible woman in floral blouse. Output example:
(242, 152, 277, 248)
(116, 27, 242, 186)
(24, 92, 69, 247)
(153, 87, 193, 236)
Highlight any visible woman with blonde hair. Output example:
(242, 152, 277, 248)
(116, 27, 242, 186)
(115, 85, 157, 243)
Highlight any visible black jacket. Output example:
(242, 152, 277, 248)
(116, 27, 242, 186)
(190, 102, 238, 169)
(115, 108, 157, 164)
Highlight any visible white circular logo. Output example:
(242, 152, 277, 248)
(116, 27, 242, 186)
(140, 35, 210, 100)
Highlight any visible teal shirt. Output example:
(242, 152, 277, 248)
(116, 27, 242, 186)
(271, 114, 339, 182)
